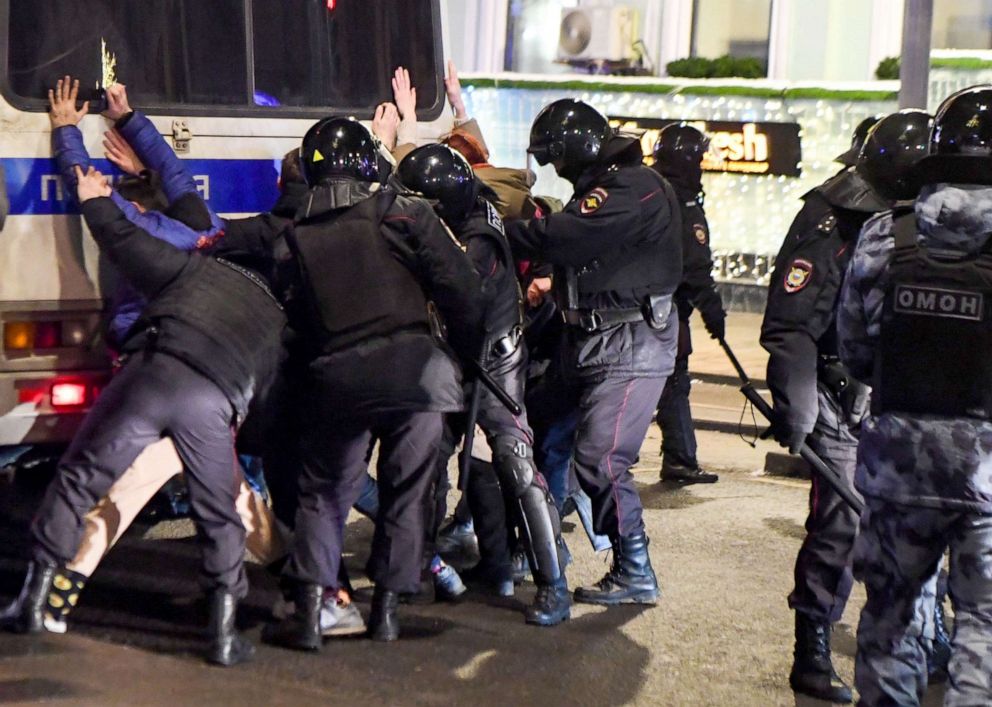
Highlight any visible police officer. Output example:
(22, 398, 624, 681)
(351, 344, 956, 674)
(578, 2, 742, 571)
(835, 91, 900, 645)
(0, 166, 287, 668)
(396, 144, 571, 626)
(833, 115, 882, 169)
(652, 123, 725, 484)
(761, 110, 931, 702)
(839, 86, 992, 706)
(261, 118, 485, 649)
(506, 99, 682, 605)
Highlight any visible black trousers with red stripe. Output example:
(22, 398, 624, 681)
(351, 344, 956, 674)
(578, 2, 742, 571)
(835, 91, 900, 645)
(530, 372, 665, 540)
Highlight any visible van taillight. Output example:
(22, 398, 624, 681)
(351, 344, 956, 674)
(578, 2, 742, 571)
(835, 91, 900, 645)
(51, 383, 88, 407)
(4, 320, 89, 352)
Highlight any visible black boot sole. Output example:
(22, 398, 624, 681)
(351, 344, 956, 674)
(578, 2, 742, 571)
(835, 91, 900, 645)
(789, 674, 853, 704)
(573, 588, 660, 606)
(367, 627, 399, 642)
(261, 627, 322, 652)
(206, 641, 256, 667)
(524, 609, 571, 626)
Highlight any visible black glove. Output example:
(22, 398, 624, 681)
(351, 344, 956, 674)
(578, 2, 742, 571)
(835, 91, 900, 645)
(772, 424, 807, 455)
(703, 309, 726, 341)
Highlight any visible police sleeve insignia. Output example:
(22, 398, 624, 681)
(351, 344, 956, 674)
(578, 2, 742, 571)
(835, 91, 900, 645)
(784, 258, 813, 293)
(485, 200, 505, 235)
(693, 224, 708, 245)
(579, 187, 609, 215)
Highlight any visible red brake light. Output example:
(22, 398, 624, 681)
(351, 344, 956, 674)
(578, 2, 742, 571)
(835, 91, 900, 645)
(51, 383, 88, 407)
(326, 0, 336, 10)
(34, 322, 62, 349)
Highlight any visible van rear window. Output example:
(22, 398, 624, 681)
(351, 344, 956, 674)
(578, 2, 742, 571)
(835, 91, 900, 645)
(6, 0, 442, 115)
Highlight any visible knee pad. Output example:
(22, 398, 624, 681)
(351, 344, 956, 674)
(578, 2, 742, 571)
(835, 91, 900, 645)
(492, 436, 535, 497)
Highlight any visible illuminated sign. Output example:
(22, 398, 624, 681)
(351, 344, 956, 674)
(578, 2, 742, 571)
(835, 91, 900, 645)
(608, 116, 803, 177)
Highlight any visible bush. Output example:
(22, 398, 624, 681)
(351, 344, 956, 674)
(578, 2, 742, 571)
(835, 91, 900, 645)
(667, 55, 767, 79)
(665, 56, 713, 79)
(875, 56, 900, 80)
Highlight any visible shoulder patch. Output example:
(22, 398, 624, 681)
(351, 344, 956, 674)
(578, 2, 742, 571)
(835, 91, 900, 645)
(784, 258, 814, 293)
(693, 223, 708, 245)
(817, 213, 837, 234)
(579, 187, 609, 215)
(485, 200, 505, 235)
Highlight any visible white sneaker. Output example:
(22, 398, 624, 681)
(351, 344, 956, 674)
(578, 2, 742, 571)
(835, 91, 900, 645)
(320, 598, 366, 637)
(43, 614, 67, 634)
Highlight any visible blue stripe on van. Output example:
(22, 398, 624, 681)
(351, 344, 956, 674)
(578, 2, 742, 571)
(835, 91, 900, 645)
(1, 157, 281, 216)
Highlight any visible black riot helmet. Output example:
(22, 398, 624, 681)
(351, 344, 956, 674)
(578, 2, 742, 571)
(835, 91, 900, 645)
(835, 115, 883, 166)
(856, 109, 932, 202)
(396, 144, 477, 224)
(652, 122, 709, 177)
(527, 99, 612, 173)
(917, 85, 992, 186)
(300, 117, 379, 185)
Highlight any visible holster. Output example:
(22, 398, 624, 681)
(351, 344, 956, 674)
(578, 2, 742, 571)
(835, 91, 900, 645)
(818, 356, 869, 425)
(641, 294, 673, 331)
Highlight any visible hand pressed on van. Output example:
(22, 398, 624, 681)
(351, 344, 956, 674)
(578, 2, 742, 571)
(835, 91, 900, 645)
(102, 84, 132, 122)
(75, 166, 111, 202)
(444, 60, 467, 122)
(103, 129, 145, 176)
(391, 67, 417, 120)
(372, 102, 400, 151)
(48, 76, 89, 128)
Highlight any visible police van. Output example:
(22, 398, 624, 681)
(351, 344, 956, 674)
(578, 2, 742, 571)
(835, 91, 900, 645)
(0, 0, 450, 450)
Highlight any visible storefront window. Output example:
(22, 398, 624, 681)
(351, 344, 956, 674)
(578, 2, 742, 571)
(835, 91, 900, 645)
(932, 0, 992, 49)
(690, 0, 772, 67)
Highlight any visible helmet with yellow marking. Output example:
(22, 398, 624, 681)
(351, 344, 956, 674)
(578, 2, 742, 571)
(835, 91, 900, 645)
(300, 117, 379, 185)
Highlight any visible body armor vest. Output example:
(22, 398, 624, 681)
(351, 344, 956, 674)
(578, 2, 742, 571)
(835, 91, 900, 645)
(574, 173, 682, 299)
(135, 256, 286, 414)
(874, 213, 992, 419)
(288, 191, 431, 354)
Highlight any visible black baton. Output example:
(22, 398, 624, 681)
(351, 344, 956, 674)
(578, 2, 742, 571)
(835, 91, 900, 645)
(719, 338, 864, 515)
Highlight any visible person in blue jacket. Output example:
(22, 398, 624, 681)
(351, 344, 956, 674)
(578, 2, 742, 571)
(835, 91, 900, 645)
(49, 77, 222, 348)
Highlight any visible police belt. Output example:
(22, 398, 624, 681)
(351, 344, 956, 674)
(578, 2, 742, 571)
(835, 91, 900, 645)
(489, 325, 523, 359)
(562, 306, 644, 333)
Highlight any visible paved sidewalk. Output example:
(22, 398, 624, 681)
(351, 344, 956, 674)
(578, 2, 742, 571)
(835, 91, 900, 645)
(686, 311, 768, 384)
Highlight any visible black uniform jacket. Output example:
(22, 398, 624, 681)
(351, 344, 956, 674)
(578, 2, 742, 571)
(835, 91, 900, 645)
(453, 191, 522, 346)
(81, 197, 287, 420)
(283, 180, 486, 420)
(506, 151, 682, 381)
(760, 183, 879, 435)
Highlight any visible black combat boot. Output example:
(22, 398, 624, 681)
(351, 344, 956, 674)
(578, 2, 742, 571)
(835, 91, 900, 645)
(262, 582, 322, 652)
(789, 613, 853, 703)
(525, 578, 572, 626)
(574, 533, 660, 605)
(0, 560, 58, 633)
(660, 460, 718, 485)
(927, 601, 952, 685)
(367, 587, 400, 642)
(206, 590, 255, 666)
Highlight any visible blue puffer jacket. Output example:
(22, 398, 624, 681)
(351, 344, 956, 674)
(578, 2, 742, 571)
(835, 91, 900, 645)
(52, 114, 223, 347)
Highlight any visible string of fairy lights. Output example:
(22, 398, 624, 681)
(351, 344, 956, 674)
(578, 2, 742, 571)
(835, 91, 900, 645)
(463, 70, 992, 285)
